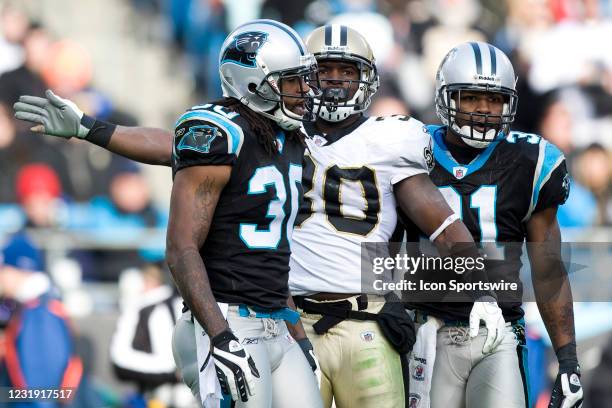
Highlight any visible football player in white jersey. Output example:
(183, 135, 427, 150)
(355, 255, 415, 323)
(14, 23, 506, 408)
(286, 25, 506, 407)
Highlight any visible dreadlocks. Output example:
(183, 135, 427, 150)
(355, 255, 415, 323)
(211, 97, 304, 156)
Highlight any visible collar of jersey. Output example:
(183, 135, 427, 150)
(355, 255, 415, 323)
(428, 125, 500, 179)
(303, 115, 369, 145)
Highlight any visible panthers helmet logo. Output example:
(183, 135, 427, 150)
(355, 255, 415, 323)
(221, 31, 269, 68)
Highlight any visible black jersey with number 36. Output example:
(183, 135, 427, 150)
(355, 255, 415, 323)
(172, 104, 305, 309)
(403, 125, 569, 322)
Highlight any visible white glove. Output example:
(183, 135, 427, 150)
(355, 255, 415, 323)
(210, 330, 260, 402)
(469, 298, 505, 354)
(548, 371, 583, 408)
(14, 89, 89, 138)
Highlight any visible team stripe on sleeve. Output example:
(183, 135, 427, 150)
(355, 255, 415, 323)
(176, 110, 244, 156)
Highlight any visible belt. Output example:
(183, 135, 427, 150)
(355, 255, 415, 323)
(293, 294, 369, 310)
(238, 304, 300, 325)
(294, 294, 376, 334)
(184, 303, 300, 325)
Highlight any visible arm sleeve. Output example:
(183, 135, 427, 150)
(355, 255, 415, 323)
(172, 108, 245, 173)
(389, 120, 434, 185)
(534, 159, 570, 214)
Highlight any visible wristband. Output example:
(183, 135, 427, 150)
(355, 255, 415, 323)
(82, 114, 116, 147)
(297, 337, 312, 350)
(429, 213, 460, 242)
(212, 329, 238, 347)
(556, 341, 579, 369)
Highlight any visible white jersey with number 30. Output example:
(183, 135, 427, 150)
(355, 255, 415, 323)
(289, 115, 434, 295)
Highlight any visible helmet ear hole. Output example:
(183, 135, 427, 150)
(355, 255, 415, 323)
(248, 83, 258, 93)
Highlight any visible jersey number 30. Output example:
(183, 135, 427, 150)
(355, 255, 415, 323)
(296, 155, 380, 236)
(239, 164, 302, 249)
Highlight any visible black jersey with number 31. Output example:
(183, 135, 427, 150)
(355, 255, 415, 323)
(403, 125, 569, 322)
(172, 104, 305, 309)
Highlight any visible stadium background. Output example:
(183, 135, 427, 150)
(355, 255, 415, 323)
(0, 0, 610, 407)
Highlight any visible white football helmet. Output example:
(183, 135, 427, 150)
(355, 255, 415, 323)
(435, 42, 518, 148)
(219, 20, 321, 130)
(305, 24, 379, 122)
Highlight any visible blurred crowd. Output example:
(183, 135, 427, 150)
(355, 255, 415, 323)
(0, 0, 611, 407)
(0, 3, 168, 281)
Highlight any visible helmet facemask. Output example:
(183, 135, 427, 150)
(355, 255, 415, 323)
(437, 84, 518, 149)
(252, 55, 322, 130)
(314, 54, 379, 122)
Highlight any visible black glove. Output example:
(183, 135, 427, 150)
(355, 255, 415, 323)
(209, 330, 260, 402)
(297, 337, 319, 372)
(549, 342, 583, 408)
(377, 298, 416, 354)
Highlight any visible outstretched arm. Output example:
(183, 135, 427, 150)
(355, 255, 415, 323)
(14, 90, 173, 166)
(105, 125, 172, 166)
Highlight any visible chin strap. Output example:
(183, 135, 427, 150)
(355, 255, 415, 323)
(258, 108, 302, 131)
(451, 122, 497, 149)
(315, 84, 367, 122)
(447, 98, 510, 149)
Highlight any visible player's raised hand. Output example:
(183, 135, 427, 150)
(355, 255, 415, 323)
(469, 298, 506, 354)
(210, 330, 260, 402)
(14, 89, 90, 138)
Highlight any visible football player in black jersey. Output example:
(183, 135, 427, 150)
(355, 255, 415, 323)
(15, 20, 325, 407)
(165, 21, 325, 407)
(401, 42, 582, 408)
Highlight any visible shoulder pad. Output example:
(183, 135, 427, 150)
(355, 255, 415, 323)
(175, 108, 244, 156)
(505, 130, 543, 146)
(368, 115, 429, 143)
(374, 114, 412, 123)
(523, 135, 567, 220)
(188, 103, 240, 120)
(426, 124, 444, 137)
(503, 130, 546, 163)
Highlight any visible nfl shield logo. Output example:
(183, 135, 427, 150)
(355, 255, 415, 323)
(412, 364, 425, 381)
(312, 135, 327, 146)
(408, 393, 422, 408)
(453, 166, 467, 179)
(360, 331, 375, 342)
